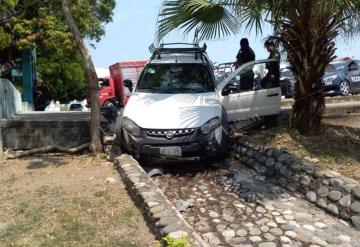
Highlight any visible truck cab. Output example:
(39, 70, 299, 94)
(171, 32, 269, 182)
(90, 61, 147, 108)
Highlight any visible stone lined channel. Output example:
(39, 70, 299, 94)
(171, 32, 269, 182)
(150, 159, 360, 247)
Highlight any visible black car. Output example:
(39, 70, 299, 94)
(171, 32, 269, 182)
(279, 67, 296, 98)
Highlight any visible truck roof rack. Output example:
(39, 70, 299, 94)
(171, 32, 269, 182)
(149, 43, 207, 60)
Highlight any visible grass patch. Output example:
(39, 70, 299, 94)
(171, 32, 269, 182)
(247, 123, 360, 179)
(111, 207, 139, 229)
(0, 204, 43, 245)
(40, 211, 96, 246)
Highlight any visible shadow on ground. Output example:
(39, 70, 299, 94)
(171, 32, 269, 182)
(25, 156, 66, 169)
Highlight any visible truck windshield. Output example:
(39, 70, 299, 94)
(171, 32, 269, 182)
(136, 64, 215, 94)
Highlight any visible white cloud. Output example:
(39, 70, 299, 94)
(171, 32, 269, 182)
(96, 67, 110, 78)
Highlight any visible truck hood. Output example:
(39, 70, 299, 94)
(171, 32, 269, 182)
(123, 92, 222, 129)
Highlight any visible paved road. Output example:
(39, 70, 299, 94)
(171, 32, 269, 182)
(152, 160, 360, 247)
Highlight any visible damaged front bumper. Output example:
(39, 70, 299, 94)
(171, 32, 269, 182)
(120, 126, 226, 160)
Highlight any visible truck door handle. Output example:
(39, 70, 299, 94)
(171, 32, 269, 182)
(267, 93, 279, 97)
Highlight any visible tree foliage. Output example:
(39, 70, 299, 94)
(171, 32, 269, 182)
(0, 0, 115, 103)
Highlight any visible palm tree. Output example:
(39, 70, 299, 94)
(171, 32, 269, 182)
(157, 0, 360, 135)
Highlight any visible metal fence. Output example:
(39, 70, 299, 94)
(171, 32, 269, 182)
(0, 78, 23, 119)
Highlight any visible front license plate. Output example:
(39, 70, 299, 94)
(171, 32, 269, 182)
(159, 146, 182, 157)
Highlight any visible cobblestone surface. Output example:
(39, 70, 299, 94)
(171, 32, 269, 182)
(153, 160, 360, 247)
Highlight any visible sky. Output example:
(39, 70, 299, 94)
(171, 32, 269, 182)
(90, 0, 360, 77)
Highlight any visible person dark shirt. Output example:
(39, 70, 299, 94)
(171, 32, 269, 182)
(266, 48, 280, 78)
(236, 46, 256, 67)
(235, 38, 256, 68)
(262, 43, 280, 88)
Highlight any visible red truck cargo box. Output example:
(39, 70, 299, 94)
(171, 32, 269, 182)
(109, 61, 147, 106)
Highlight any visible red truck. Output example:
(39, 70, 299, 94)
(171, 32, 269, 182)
(97, 60, 147, 107)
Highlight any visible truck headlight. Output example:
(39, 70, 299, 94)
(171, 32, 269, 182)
(201, 117, 220, 134)
(122, 118, 141, 137)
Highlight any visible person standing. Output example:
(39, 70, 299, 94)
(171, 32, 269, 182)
(262, 39, 280, 88)
(234, 38, 256, 68)
(234, 38, 256, 90)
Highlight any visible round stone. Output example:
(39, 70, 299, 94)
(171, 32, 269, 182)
(288, 221, 300, 228)
(285, 231, 297, 239)
(326, 236, 341, 245)
(287, 184, 297, 192)
(249, 236, 262, 242)
(280, 224, 295, 231)
(326, 203, 339, 215)
(269, 227, 283, 236)
(314, 171, 325, 178)
(279, 177, 287, 187)
(265, 158, 275, 167)
(202, 232, 221, 245)
(259, 242, 276, 247)
(223, 214, 235, 222)
(249, 227, 261, 236)
(267, 222, 277, 228)
(329, 178, 344, 187)
(306, 191, 317, 203)
(328, 191, 342, 202)
(303, 224, 315, 232)
(264, 233, 275, 241)
(283, 210, 293, 215)
(275, 217, 286, 224)
(216, 224, 227, 231)
(350, 201, 360, 214)
(300, 175, 311, 186)
(209, 211, 219, 218)
(280, 236, 291, 243)
(256, 206, 267, 213)
(317, 186, 329, 197)
(236, 229, 248, 237)
(338, 235, 351, 242)
(351, 216, 360, 229)
(314, 222, 327, 229)
(227, 237, 247, 245)
(343, 184, 356, 193)
(338, 195, 352, 208)
(260, 225, 269, 233)
(222, 229, 235, 238)
(352, 186, 360, 200)
(284, 215, 294, 220)
(200, 208, 206, 214)
(316, 199, 327, 208)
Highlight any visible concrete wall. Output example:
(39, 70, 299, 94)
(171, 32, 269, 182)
(0, 79, 23, 119)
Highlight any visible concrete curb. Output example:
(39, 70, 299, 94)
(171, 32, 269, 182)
(280, 102, 360, 123)
(114, 154, 209, 247)
(281, 95, 360, 108)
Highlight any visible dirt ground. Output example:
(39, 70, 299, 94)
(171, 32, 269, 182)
(0, 154, 156, 247)
(245, 113, 360, 180)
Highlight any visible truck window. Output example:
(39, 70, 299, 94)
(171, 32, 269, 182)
(99, 79, 110, 87)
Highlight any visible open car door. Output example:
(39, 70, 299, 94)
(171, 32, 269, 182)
(217, 59, 281, 122)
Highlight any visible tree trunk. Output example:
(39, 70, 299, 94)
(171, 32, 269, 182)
(277, 7, 338, 135)
(61, 0, 102, 153)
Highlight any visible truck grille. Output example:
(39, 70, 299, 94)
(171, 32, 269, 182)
(146, 128, 195, 139)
